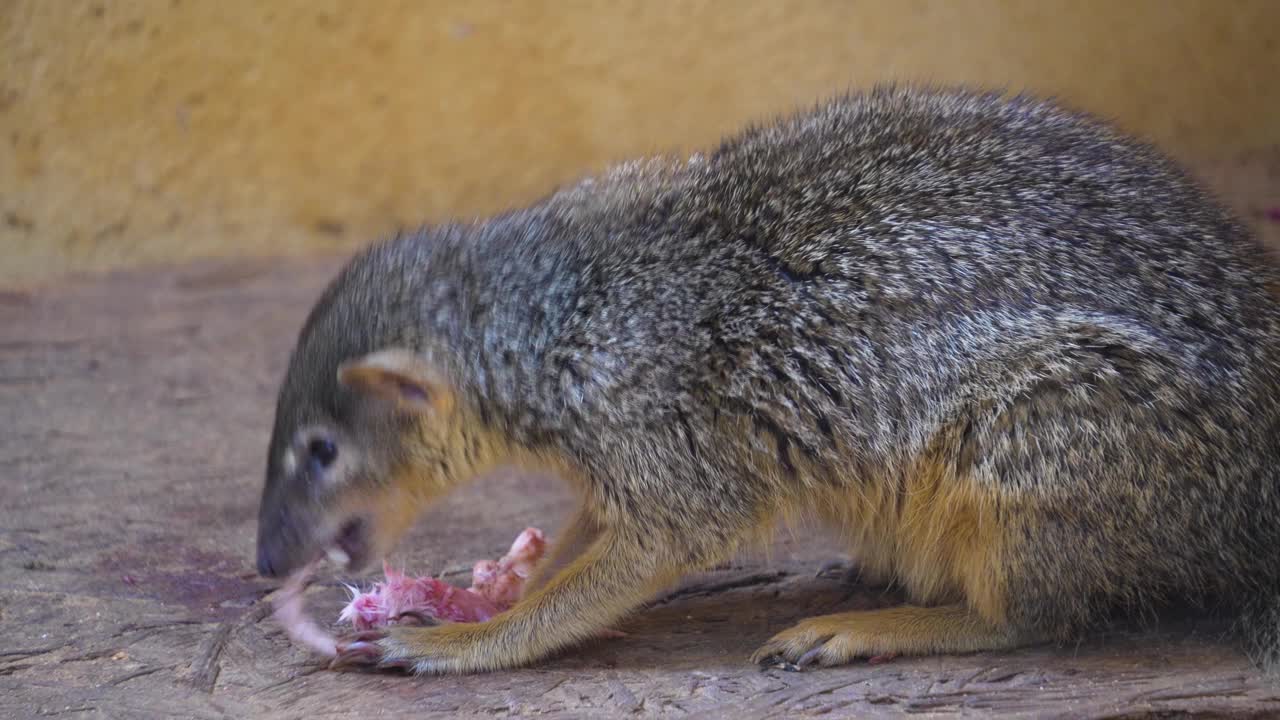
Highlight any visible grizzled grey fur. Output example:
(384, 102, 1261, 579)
(265, 85, 1280, 666)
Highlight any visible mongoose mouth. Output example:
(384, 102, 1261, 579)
(270, 517, 372, 659)
(326, 516, 370, 572)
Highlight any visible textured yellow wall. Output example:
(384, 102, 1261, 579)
(3, 0, 1278, 286)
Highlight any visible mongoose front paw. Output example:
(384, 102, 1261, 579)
(330, 622, 501, 674)
(327, 629, 412, 673)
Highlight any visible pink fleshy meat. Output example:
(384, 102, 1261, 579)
(273, 526, 625, 658)
(338, 527, 547, 631)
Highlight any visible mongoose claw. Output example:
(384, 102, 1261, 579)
(814, 560, 860, 586)
(373, 657, 418, 673)
(751, 626, 839, 670)
(329, 642, 383, 670)
(814, 560, 845, 579)
(796, 646, 826, 668)
(755, 653, 804, 673)
(329, 630, 390, 671)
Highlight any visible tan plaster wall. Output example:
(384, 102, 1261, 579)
(3, 0, 1278, 286)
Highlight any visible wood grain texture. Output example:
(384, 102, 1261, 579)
(4, 253, 1280, 717)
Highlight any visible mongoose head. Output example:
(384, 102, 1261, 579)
(255, 249, 476, 580)
(255, 343, 466, 579)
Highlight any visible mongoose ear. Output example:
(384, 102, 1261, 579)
(337, 349, 454, 416)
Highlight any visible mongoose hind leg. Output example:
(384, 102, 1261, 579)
(752, 604, 1023, 669)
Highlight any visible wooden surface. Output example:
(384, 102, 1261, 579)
(4, 258, 1280, 718)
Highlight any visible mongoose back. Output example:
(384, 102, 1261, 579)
(256, 85, 1280, 674)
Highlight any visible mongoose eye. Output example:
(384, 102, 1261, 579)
(308, 437, 338, 469)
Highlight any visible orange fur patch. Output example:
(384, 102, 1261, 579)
(808, 441, 1010, 626)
